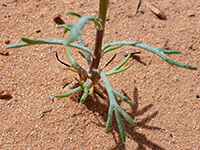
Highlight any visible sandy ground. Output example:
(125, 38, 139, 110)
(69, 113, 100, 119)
(0, 0, 200, 149)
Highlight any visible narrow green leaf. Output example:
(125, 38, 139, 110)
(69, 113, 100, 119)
(57, 24, 72, 34)
(5, 42, 29, 49)
(112, 89, 133, 104)
(66, 12, 82, 18)
(90, 45, 94, 52)
(89, 17, 103, 29)
(55, 85, 84, 98)
(79, 88, 88, 105)
(116, 106, 135, 126)
(6, 37, 92, 55)
(101, 45, 123, 57)
(64, 14, 103, 46)
(106, 105, 114, 132)
(114, 109, 126, 142)
(106, 54, 131, 76)
(21, 37, 64, 45)
(64, 28, 68, 34)
(104, 38, 113, 47)
(66, 46, 87, 75)
(77, 36, 91, 64)
(69, 43, 92, 55)
(78, 51, 86, 59)
(104, 41, 197, 70)
(79, 79, 92, 105)
(99, 71, 116, 104)
(76, 36, 85, 47)
(64, 16, 91, 46)
(106, 65, 131, 76)
(158, 48, 181, 54)
(112, 54, 131, 70)
(5, 38, 64, 49)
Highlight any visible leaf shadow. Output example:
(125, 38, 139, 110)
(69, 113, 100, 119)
(83, 85, 165, 150)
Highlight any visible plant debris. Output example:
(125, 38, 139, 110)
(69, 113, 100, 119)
(136, 0, 142, 13)
(124, 51, 141, 57)
(40, 108, 52, 118)
(146, 1, 166, 20)
(49, 93, 54, 103)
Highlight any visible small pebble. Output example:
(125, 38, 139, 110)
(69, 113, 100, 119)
(53, 14, 65, 25)
(140, 11, 145, 14)
(35, 30, 41, 33)
(0, 48, 9, 55)
(2, 4, 7, 7)
(170, 133, 173, 138)
(188, 14, 195, 17)
(196, 94, 200, 98)
(4, 39, 10, 44)
(0, 89, 12, 100)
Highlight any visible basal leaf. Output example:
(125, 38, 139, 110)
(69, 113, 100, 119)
(55, 85, 84, 98)
(114, 109, 126, 142)
(103, 41, 197, 70)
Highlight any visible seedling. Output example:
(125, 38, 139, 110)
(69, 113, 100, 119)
(6, 0, 197, 142)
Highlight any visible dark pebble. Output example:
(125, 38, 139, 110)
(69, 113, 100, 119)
(36, 30, 41, 33)
(0, 89, 12, 100)
(4, 39, 10, 44)
(188, 14, 195, 17)
(53, 14, 65, 25)
(196, 95, 200, 98)
(2, 4, 7, 7)
(0, 49, 9, 55)
(140, 11, 145, 14)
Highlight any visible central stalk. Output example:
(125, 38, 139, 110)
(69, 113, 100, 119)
(89, 0, 109, 81)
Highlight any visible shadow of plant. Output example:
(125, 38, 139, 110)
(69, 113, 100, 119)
(83, 86, 165, 150)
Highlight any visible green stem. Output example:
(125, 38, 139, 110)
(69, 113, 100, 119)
(99, 0, 109, 29)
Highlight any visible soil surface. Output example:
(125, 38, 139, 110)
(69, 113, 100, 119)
(0, 0, 199, 149)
